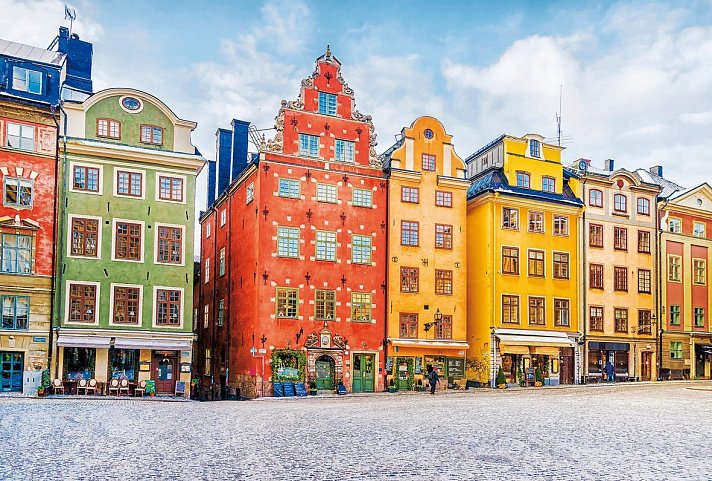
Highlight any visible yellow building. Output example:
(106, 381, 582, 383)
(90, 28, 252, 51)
(466, 134, 584, 386)
(381, 117, 469, 390)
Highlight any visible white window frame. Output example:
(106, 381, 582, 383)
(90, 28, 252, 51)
(204, 258, 210, 284)
(69, 161, 104, 195)
(108, 283, 144, 327)
(64, 280, 100, 326)
(318, 91, 337, 115)
(528, 211, 544, 233)
(553, 216, 569, 236)
(205, 222, 211, 238)
(246, 183, 254, 204)
(3, 177, 33, 209)
(111, 218, 145, 263)
(12, 66, 42, 95)
(220, 209, 227, 227)
(693, 222, 706, 238)
(315, 230, 337, 261)
(316, 183, 338, 203)
(277, 226, 300, 258)
(5, 122, 35, 152)
(335, 139, 355, 162)
(298, 134, 319, 158)
(352, 188, 372, 208)
(66, 213, 103, 260)
(668, 218, 682, 234)
(278, 178, 301, 198)
(152, 286, 184, 329)
(154, 223, 185, 266)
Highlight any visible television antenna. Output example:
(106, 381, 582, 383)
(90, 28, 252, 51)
(64, 5, 77, 35)
(555, 84, 563, 146)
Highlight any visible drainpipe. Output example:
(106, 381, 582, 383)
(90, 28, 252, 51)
(580, 176, 587, 385)
(225, 190, 232, 397)
(383, 172, 389, 392)
(47, 104, 60, 381)
(490, 192, 498, 388)
(656, 198, 669, 380)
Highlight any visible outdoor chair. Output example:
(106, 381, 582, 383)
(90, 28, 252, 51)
(77, 379, 88, 395)
(119, 378, 130, 396)
(134, 380, 146, 397)
(108, 379, 120, 396)
(86, 379, 98, 395)
(52, 379, 65, 395)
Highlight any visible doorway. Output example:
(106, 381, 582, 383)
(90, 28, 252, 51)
(0, 352, 23, 392)
(315, 355, 334, 390)
(641, 352, 652, 381)
(352, 353, 375, 393)
(153, 352, 177, 394)
(559, 348, 574, 385)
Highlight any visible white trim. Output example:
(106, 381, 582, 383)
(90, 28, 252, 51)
(111, 218, 146, 263)
(153, 222, 186, 266)
(108, 283, 144, 327)
(64, 280, 100, 326)
(152, 286, 185, 329)
(66, 213, 103, 260)
(68, 161, 104, 196)
(155, 172, 187, 204)
(113, 166, 146, 200)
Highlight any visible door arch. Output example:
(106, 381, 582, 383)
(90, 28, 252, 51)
(315, 355, 335, 390)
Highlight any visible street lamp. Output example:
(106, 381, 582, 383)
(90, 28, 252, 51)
(423, 309, 443, 339)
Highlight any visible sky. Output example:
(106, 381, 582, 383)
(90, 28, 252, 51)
(3, 0, 712, 213)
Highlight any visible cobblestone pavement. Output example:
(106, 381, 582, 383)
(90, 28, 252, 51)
(1, 383, 711, 481)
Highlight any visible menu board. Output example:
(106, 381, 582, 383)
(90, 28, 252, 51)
(447, 358, 465, 378)
(295, 382, 307, 396)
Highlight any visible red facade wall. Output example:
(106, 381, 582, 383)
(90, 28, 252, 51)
(666, 240, 684, 331)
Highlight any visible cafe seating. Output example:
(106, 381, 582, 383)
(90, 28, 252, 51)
(86, 379, 98, 395)
(108, 379, 120, 396)
(119, 379, 130, 396)
(52, 379, 65, 395)
(77, 379, 88, 395)
(134, 380, 147, 397)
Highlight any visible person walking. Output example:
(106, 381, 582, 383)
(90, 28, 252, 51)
(604, 360, 615, 383)
(427, 364, 440, 395)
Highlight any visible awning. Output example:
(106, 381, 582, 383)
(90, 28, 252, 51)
(496, 333, 575, 348)
(589, 341, 629, 352)
(499, 344, 530, 355)
(113, 338, 192, 350)
(389, 339, 469, 350)
(531, 346, 561, 356)
(56, 334, 111, 348)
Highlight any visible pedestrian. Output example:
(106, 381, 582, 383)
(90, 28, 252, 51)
(604, 360, 615, 383)
(427, 364, 440, 395)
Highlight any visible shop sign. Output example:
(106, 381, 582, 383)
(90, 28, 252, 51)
(447, 358, 465, 378)
(181, 351, 191, 357)
(32, 337, 47, 343)
(278, 366, 299, 379)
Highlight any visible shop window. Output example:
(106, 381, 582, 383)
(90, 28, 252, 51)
(400, 267, 419, 293)
(351, 235, 372, 264)
(401, 186, 419, 204)
(140, 124, 163, 145)
(638, 269, 651, 293)
(528, 297, 545, 325)
(73, 165, 100, 192)
(435, 191, 452, 207)
(1, 295, 29, 330)
(114, 221, 142, 261)
(614, 227, 628, 251)
(614, 308, 628, 333)
(434, 269, 452, 295)
(276, 287, 298, 318)
(116, 170, 142, 197)
(502, 207, 519, 229)
(335, 140, 354, 162)
(157, 226, 182, 264)
(112, 286, 140, 324)
(315, 290, 336, 320)
(528, 250, 544, 277)
(399, 313, 418, 338)
(316, 183, 337, 203)
(63, 347, 95, 380)
(589, 264, 604, 289)
(614, 266, 628, 291)
(353, 188, 372, 207)
(156, 289, 181, 326)
(277, 227, 299, 258)
(3, 177, 33, 209)
(554, 299, 570, 327)
(638, 230, 651, 253)
(669, 305, 681, 326)
(1, 234, 32, 274)
(158, 175, 183, 202)
(401, 220, 419, 246)
(298, 134, 319, 158)
(110, 349, 138, 381)
(502, 295, 519, 323)
(670, 342, 683, 359)
(350, 292, 371, 322)
(318, 91, 337, 115)
(502, 246, 519, 275)
(278, 178, 300, 198)
(589, 223, 603, 247)
(71, 217, 99, 257)
(422, 153, 436, 171)
(435, 224, 452, 249)
(589, 306, 604, 331)
(528, 211, 544, 233)
(553, 252, 569, 279)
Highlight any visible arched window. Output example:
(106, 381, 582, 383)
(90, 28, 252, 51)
(614, 193, 627, 213)
(588, 189, 603, 207)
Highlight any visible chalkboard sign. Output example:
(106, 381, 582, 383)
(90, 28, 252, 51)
(283, 382, 295, 397)
(295, 382, 307, 397)
(337, 384, 347, 395)
(385, 357, 393, 374)
(175, 381, 186, 397)
(526, 368, 535, 385)
(447, 358, 465, 378)
(273, 382, 284, 397)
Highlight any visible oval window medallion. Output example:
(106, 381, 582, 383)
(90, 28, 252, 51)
(120, 95, 143, 113)
(424, 128, 434, 139)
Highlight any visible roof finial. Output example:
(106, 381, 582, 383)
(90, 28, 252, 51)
(325, 44, 331, 58)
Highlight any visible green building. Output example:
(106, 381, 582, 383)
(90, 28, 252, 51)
(52, 88, 204, 395)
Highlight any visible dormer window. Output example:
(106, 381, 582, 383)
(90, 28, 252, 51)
(140, 125, 163, 146)
(318, 92, 337, 115)
(97, 119, 121, 139)
(12, 67, 42, 95)
(529, 139, 541, 158)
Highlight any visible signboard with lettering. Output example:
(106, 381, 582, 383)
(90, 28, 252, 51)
(295, 382, 307, 396)
(32, 337, 47, 343)
(175, 381, 186, 396)
(447, 358, 465, 378)
(526, 367, 535, 385)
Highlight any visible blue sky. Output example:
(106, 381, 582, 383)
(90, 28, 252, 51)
(4, 0, 712, 208)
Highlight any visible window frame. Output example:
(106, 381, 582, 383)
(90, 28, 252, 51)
(1, 295, 30, 330)
(217, 299, 224, 327)
(542, 176, 555, 193)
(399, 313, 418, 338)
(589, 306, 604, 332)
(435, 224, 453, 250)
(350, 292, 372, 323)
(693, 307, 705, 328)
(613, 193, 627, 213)
(529, 139, 541, 158)
(68, 215, 101, 259)
(96, 118, 121, 140)
(153, 287, 183, 328)
(0, 233, 33, 275)
(65, 281, 99, 326)
(401, 186, 419, 204)
(589, 223, 604, 248)
(278, 178, 301, 199)
(614, 308, 628, 333)
(352, 188, 372, 208)
(613, 226, 628, 251)
(115, 169, 145, 199)
(693, 259, 706, 285)
(5, 121, 35, 152)
(156, 174, 185, 203)
(637, 230, 651, 254)
(315, 230, 337, 261)
(516, 171, 531, 189)
(502, 207, 519, 230)
(693, 222, 706, 238)
(669, 305, 681, 326)
(109, 283, 142, 326)
(614, 266, 628, 292)
(400, 220, 419, 247)
(553, 216, 569, 236)
(527, 249, 545, 277)
(351, 235, 372, 265)
(553, 252, 569, 279)
(315, 289, 336, 321)
(334, 139, 355, 163)
(12, 66, 42, 94)
(400, 267, 419, 293)
(501, 246, 519, 275)
(502, 295, 520, 324)
(435, 269, 453, 295)
(317, 91, 337, 115)
(277, 226, 300, 258)
(316, 183, 338, 203)
(70, 163, 102, 194)
(637, 197, 650, 216)
(554, 298, 570, 327)
(298, 133, 319, 158)
(589, 263, 604, 289)
(434, 315, 453, 340)
(528, 211, 544, 233)
(668, 255, 682, 282)
(140, 124, 164, 146)
(668, 218, 682, 234)
(638, 269, 652, 293)
(112, 219, 144, 263)
(670, 341, 683, 359)
(588, 189, 603, 207)
(275, 287, 298, 319)
(435, 190, 453, 208)
(528, 296, 545, 326)
(155, 224, 184, 265)
(3, 176, 33, 209)
(421, 153, 436, 171)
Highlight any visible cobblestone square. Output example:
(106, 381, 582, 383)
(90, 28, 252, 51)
(1, 383, 710, 480)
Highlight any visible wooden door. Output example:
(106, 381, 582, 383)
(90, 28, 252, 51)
(315, 356, 334, 390)
(154, 355, 177, 394)
(0, 352, 23, 392)
(559, 348, 574, 385)
(641, 352, 652, 381)
(352, 354, 375, 393)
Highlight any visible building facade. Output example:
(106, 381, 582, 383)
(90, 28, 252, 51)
(381, 116, 468, 390)
(197, 48, 387, 398)
(569, 159, 661, 382)
(52, 88, 203, 395)
(466, 134, 584, 386)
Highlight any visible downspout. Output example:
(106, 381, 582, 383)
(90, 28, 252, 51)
(47, 104, 60, 380)
(656, 198, 669, 380)
(580, 176, 587, 385)
(225, 193, 232, 397)
(383, 171, 389, 392)
(490, 192, 498, 388)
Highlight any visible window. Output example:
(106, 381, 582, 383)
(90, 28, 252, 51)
(670, 305, 681, 326)
(502, 247, 519, 274)
(553, 216, 568, 236)
(401, 186, 419, 203)
(528, 297, 545, 325)
(112, 286, 140, 325)
(3, 177, 33, 208)
(71, 217, 99, 257)
(246, 183, 254, 204)
(435, 315, 453, 339)
(140, 125, 163, 145)
(116, 171, 142, 197)
(156, 289, 181, 326)
(205, 223, 211, 238)
(670, 341, 683, 360)
(694, 307, 705, 328)
(614, 308, 628, 333)
(217, 299, 224, 327)
(435, 269, 453, 295)
(278, 179, 300, 199)
(589, 189, 603, 207)
(502, 208, 519, 229)
(315, 290, 336, 320)
(315, 231, 336, 261)
(528, 211, 544, 233)
(109, 349, 139, 381)
(204, 258, 210, 284)
(435, 224, 453, 249)
(516, 171, 531, 188)
(693, 259, 706, 285)
(638, 310, 652, 334)
(351, 235, 372, 264)
(276, 287, 298, 318)
(553, 252, 569, 279)
(204, 349, 211, 372)
(203, 305, 209, 328)
(401, 221, 419, 247)
(502, 295, 520, 323)
(318, 91, 337, 115)
(220, 210, 226, 227)
(399, 313, 418, 338)
(542, 176, 555, 193)
(6, 122, 34, 151)
(316, 183, 337, 203)
(637, 197, 650, 215)
(68, 283, 96, 323)
(351, 293, 371, 322)
(554, 299, 570, 327)
(277, 227, 299, 258)
(614, 267, 628, 291)
(590, 306, 604, 331)
(638, 269, 651, 293)
(668, 218, 682, 234)
(528, 250, 544, 277)
(158, 176, 183, 202)
(589, 263, 604, 289)
(638, 231, 651, 253)
(335, 139, 354, 162)
(481, 157, 488, 169)
(218, 247, 225, 276)
(97, 119, 120, 139)
(353, 188, 372, 207)
(299, 134, 319, 158)
(157, 226, 182, 264)
(614, 227, 627, 251)
(529, 139, 541, 157)
(12, 67, 42, 94)
(1, 234, 32, 274)
(73, 165, 100, 192)
(668, 255, 681, 282)
(114, 222, 142, 261)
(435, 191, 452, 207)
(400, 267, 419, 293)
(1, 296, 29, 330)
(422, 153, 436, 171)
(693, 222, 706, 238)
(613, 194, 627, 213)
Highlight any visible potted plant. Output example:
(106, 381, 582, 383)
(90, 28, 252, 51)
(496, 366, 507, 389)
(535, 368, 544, 387)
(308, 380, 317, 395)
(388, 378, 397, 393)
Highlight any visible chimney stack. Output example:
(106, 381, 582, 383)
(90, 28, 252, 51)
(605, 159, 615, 172)
(649, 165, 663, 177)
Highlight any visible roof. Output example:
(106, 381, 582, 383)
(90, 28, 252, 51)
(378, 136, 404, 170)
(633, 168, 685, 199)
(465, 134, 506, 164)
(467, 167, 583, 206)
(0, 38, 65, 66)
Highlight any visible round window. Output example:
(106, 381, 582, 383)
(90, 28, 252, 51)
(424, 128, 434, 139)
(120, 96, 143, 113)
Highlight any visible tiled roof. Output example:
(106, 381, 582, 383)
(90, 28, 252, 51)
(634, 168, 685, 199)
(0, 38, 64, 65)
(467, 167, 583, 206)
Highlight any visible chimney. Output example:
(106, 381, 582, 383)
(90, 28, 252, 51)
(206, 160, 217, 208)
(230, 119, 250, 181)
(649, 165, 663, 177)
(604, 159, 615, 172)
(57, 26, 93, 95)
(216, 128, 232, 198)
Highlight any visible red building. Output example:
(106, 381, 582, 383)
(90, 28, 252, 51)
(197, 48, 387, 398)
